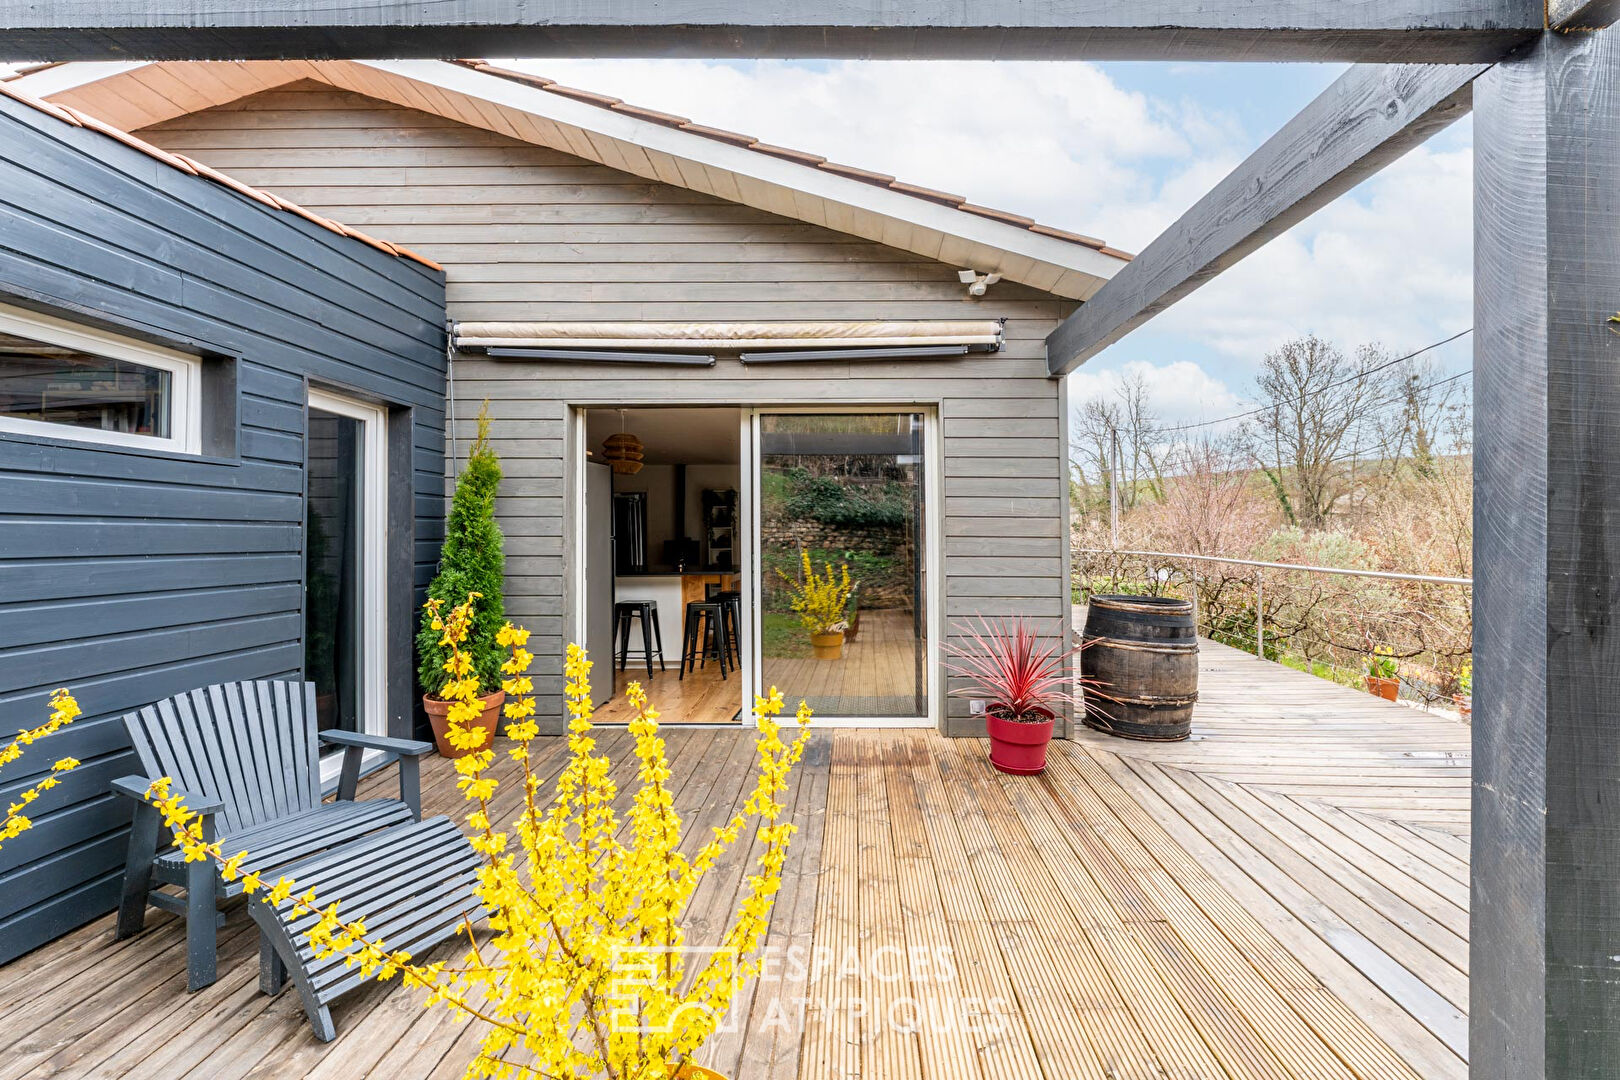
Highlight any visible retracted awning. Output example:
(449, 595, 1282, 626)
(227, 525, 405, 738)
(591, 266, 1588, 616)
(454, 320, 1004, 352)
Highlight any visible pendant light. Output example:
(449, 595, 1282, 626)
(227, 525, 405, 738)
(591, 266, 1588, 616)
(602, 409, 644, 475)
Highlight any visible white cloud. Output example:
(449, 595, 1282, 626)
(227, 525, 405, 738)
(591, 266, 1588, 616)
(501, 58, 1232, 252)
(1149, 125, 1474, 367)
(1069, 359, 1244, 429)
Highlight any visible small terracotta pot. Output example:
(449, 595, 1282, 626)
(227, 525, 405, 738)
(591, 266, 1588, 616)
(422, 689, 505, 758)
(810, 630, 845, 660)
(984, 702, 1057, 775)
(1454, 693, 1472, 720)
(1365, 675, 1399, 702)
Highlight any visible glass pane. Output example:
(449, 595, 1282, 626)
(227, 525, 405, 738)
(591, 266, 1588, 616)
(0, 332, 170, 437)
(758, 413, 926, 718)
(305, 408, 364, 736)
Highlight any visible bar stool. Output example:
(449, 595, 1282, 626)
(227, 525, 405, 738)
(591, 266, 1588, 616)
(613, 600, 664, 679)
(713, 589, 742, 667)
(681, 600, 730, 680)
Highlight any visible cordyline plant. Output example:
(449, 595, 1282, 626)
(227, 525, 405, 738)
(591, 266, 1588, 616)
(1, 688, 82, 850)
(149, 592, 813, 1080)
(946, 616, 1081, 721)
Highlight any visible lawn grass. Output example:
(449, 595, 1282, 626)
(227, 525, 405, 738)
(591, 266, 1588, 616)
(761, 610, 812, 659)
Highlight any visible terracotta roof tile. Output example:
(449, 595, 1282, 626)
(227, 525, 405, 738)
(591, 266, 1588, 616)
(610, 102, 691, 127)
(1098, 246, 1136, 261)
(1029, 222, 1108, 250)
(676, 122, 758, 147)
(544, 85, 623, 108)
(885, 180, 968, 207)
(61, 105, 199, 174)
(816, 161, 897, 186)
(0, 83, 442, 273)
(747, 142, 827, 167)
(174, 153, 280, 209)
(960, 203, 1036, 228)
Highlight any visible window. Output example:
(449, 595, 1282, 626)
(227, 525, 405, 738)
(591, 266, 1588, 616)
(0, 302, 202, 454)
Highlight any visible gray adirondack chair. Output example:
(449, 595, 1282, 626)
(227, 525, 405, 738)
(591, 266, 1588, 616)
(112, 680, 433, 991)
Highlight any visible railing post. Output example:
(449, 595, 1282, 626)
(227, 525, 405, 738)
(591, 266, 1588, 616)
(1255, 569, 1265, 659)
(1189, 565, 1199, 636)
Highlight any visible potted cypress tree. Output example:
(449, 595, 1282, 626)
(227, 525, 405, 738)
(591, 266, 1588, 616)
(947, 616, 1080, 775)
(417, 404, 506, 757)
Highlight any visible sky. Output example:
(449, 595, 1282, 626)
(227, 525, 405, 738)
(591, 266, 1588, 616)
(0, 57, 1474, 433)
(500, 57, 1476, 434)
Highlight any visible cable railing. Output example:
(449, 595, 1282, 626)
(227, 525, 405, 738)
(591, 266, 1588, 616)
(1074, 547, 1473, 711)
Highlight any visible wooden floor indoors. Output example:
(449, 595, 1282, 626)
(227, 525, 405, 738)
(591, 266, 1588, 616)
(0, 636, 1470, 1079)
(594, 660, 742, 725)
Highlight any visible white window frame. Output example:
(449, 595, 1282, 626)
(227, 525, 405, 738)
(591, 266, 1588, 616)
(0, 301, 203, 454)
(307, 387, 390, 783)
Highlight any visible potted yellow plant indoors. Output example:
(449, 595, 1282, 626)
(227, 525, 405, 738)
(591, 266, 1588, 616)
(779, 550, 854, 660)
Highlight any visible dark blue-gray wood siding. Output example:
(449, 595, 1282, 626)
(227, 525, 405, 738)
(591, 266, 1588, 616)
(0, 92, 448, 965)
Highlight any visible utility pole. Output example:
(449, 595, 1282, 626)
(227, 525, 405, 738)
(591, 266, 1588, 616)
(1108, 427, 1120, 548)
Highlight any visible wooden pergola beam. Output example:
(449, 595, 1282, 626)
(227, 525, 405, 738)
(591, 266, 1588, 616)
(0, 0, 1542, 62)
(1472, 24, 1620, 1077)
(1045, 61, 1488, 377)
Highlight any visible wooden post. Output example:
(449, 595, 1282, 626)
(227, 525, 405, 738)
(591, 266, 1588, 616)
(1473, 25, 1620, 1078)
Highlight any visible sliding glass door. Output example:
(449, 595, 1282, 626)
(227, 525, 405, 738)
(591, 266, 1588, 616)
(753, 411, 931, 722)
(305, 388, 387, 761)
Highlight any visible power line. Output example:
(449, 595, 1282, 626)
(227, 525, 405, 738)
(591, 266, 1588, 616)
(1157, 328, 1473, 436)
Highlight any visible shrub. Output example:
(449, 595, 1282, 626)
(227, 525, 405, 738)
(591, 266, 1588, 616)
(147, 609, 814, 1080)
(777, 550, 854, 635)
(1, 688, 81, 850)
(417, 404, 505, 697)
(780, 468, 911, 528)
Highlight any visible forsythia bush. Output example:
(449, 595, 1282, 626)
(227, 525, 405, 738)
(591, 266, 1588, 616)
(778, 550, 853, 636)
(1, 688, 81, 849)
(152, 594, 813, 1080)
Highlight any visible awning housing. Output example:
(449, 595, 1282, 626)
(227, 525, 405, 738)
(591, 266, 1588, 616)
(456, 320, 1004, 353)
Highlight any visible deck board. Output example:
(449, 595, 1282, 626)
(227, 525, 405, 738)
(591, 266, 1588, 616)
(0, 635, 1469, 1079)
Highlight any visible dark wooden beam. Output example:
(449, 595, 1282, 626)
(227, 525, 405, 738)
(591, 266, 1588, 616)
(0, 1, 1541, 62)
(1045, 61, 1487, 376)
(1472, 24, 1620, 1078)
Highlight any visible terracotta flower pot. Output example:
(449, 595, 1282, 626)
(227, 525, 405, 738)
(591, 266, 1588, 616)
(810, 630, 845, 660)
(984, 702, 1057, 776)
(1365, 675, 1399, 701)
(422, 689, 505, 758)
(1454, 693, 1472, 720)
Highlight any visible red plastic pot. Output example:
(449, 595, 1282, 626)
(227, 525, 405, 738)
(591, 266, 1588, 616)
(984, 702, 1057, 775)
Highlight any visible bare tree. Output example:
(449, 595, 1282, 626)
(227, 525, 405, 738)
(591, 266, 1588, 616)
(1070, 371, 1164, 515)
(1156, 433, 1255, 555)
(1250, 334, 1379, 529)
(1376, 353, 1468, 477)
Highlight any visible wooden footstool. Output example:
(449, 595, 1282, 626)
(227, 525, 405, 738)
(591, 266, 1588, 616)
(249, 815, 483, 1040)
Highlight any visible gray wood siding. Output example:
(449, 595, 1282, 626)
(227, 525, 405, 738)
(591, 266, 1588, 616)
(0, 91, 447, 964)
(141, 82, 1072, 738)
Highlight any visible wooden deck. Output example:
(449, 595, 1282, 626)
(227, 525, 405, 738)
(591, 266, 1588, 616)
(0, 637, 1469, 1079)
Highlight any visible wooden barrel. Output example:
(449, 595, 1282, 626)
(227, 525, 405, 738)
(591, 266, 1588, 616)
(1081, 594, 1198, 741)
